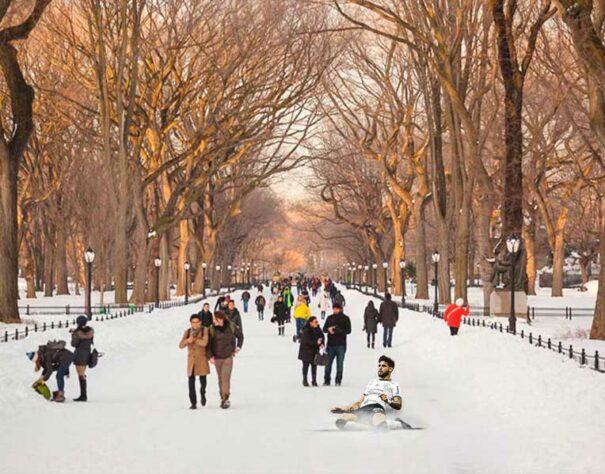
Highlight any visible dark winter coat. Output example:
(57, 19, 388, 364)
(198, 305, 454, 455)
(379, 300, 399, 328)
(71, 326, 94, 366)
(214, 296, 227, 311)
(255, 295, 266, 310)
(322, 312, 352, 347)
(225, 307, 243, 330)
(198, 309, 213, 327)
(242, 291, 251, 302)
(273, 301, 287, 323)
(333, 293, 346, 307)
(298, 324, 324, 363)
(363, 304, 379, 334)
(329, 284, 337, 299)
(38, 343, 74, 381)
(207, 322, 244, 359)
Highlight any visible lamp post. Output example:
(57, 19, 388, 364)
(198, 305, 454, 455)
(506, 234, 521, 334)
(84, 247, 95, 319)
(382, 261, 388, 295)
(201, 262, 207, 298)
(227, 265, 232, 292)
(357, 264, 363, 290)
(184, 261, 190, 304)
(154, 257, 162, 307)
(246, 264, 251, 286)
(215, 265, 221, 293)
(432, 250, 440, 316)
(373, 263, 378, 295)
(364, 265, 369, 291)
(399, 259, 406, 306)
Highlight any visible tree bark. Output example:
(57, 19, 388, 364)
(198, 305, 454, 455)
(413, 197, 429, 299)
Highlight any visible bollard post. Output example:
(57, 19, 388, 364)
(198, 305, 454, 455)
(581, 348, 586, 365)
(35, 324, 37, 332)
(548, 338, 551, 350)
(499, 323, 503, 332)
(51, 321, 54, 329)
(569, 307, 573, 320)
(15, 328, 19, 340)
(538, 335, 542, 347)
(43, 322, 46, 331)
(529, 333, 533, 344)
(59, 321, 62, 329)
(558, 341, 562, 354)
(532, 307, 535, 320)
(569, 345, 573, 360)
(26, 304, 30, 316)
(4, 331, 7, 342)
(521, 330, 524, 339)
(595, 351, 600, 371)
(25, 327, 28, 337)
(66, 305, 70, 315)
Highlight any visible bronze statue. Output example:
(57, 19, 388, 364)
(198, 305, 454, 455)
(488, 238, 527, 291)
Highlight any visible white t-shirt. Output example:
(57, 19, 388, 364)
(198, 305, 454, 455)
(360, 378, 401, 410)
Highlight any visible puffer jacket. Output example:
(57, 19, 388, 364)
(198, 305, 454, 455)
(71, 326, 95, 366)
(293, 303, 311, 321)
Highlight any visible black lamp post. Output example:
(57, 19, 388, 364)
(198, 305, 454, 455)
(227, 265, 232, 292)
(154, 257, 162, 306)
(357, 264, 362, 290)
(399, 259, 406, 306)
(432, 250, 440, 316)
(184, 261, 190, 304)
(364, 265, 369, 291)
(507, 234, 521, 334)
(215, 265, 221, 292)
(246, 264, 251, 286)
(382, 261, 388, 295)
(84, 247, 95, 319)
(201, 262, 207, 298)
(373, 263, 378, 295)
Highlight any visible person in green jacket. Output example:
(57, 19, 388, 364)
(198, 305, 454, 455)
(282, 287, 294, 323)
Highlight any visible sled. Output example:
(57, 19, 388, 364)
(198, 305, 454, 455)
(33, 382, 51, 400)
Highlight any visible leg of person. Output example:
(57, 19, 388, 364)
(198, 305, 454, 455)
(188, 374, 197, 408)
(219, 357, 233, 408)
(383, 327, 388, 347)
(387, 327, 394, 347)
(452, 326, 459, 336)
(371, 412, 388, 430)
(311, 364, 318, 386)
(371, 332, 375, 349)
(215, 359, 225, 403)
(321, 311, 325, 320)
(335, 345, 346, 385)
(74, 365, 87, 402)
(244, 301, 248, 313)
(324, 346, 336, 385)
(54, 365, 69, 402)
(302, 361, 310, 386)
(200, 375, 207, 406)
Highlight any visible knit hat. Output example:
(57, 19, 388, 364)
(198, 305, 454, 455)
(26, 351, 36, 361)
(455, 298, 464, 307)
(332, 302, 343, 309)
(76, 315, 88, 327)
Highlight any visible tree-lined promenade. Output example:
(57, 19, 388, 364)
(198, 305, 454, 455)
(0, 0, 603, 339)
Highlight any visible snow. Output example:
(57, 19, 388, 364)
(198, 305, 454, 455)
(1, 287, 604, 474)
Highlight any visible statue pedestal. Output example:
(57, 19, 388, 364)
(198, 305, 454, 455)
(489, 289, 528, 318)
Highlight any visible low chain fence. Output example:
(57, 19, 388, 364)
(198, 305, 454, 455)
(1, 289, 234, 344)
(348, 286, 604, 373)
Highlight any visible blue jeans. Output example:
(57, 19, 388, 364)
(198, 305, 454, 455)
(383, 327, 394, 347)
(295, 318, 306, 338)
(324, 345, 346, 384)
(56, 365, 70, 391)
(243, 301, 249, 313)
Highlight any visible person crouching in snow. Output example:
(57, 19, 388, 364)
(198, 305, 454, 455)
(298, 317, 325, 387)
(30, 340, 74, 402)
(179, 314, 210, 409)
(444, 298, 470, 336)
(330, 355, 402, 430)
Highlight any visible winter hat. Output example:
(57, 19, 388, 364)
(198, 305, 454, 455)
(455, 298, 464, 307)
(76, 315, 88, 327)
(332, 302, 343, 310)
(26, 351, 36, 361)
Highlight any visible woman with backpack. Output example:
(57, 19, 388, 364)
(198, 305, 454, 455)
(31, 340, 74, 402)
(363, 301, 379, 349)
(179, 314, 210, 409)
(298, 317, 325, 387)
(70, 315, 95, 401)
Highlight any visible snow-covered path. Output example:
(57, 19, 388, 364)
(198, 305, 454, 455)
(1, 287, 604, 474)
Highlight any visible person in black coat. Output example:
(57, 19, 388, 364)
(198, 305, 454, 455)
(322, 303, 352, 386)
(273, 295, 287, 336)
(255, 294, 266, 321)
(298, 317, 325, 386)
(198, 302, 213, 327)
(363, 301, 379, 349)
(70, 315, 94, 402)
(379, 293, 399, 348)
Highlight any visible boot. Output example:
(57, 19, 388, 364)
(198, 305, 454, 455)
(312, 380, 318, 387)
(200, 391, 207, 407)
(54, 391, 65, 403)
(371, 342, 375, 349)
(367, 342, 370, 348)
(303, 378, 309, 387)
(74, 376, 87, 402)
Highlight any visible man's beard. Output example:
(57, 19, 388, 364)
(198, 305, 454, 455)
(378, 370, 389, 380)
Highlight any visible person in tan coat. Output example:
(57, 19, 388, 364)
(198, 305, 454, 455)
(179, 314, 210, 409)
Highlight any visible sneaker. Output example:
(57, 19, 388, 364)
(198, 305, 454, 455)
(335, 418, 348, 430)
(221, 400, 231, 409)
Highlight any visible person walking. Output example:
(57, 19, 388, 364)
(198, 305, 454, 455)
(283, 286, 294, 323)
(298, 317, 324, 387)
(255, 293, 266, 321)
(318, 290, 331, 320)
(225, 300, 243, 330)
(241, 290, 251, 313)
(379, 293, 399, 348)
(333, 290, 346, 308)
(198, 302, 213, 327)
(363, 301, 379, 349)
(272, 295, 287, 336)
(293, 295, 312, 342)
(214, 295, 227, 311)
(179, 314, 210, 409)
(208, 311, 244, 409)
(329, 282, 338, 303)
(70, 315, 95, 402)
(444, 298, 470, 336)
(322, 303, 351, 386)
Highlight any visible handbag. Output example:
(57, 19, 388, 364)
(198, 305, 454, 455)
(313, 348, 327, 366)
(88, 345, 99, 368)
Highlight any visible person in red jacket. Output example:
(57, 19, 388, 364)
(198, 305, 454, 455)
(444, 298, 470, 336)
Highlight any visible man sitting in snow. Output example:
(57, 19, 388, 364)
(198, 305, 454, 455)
(330, 355, 404, 430)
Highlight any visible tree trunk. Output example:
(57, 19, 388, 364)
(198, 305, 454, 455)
(454, 194, 472, 302)
(413, 198, 429, 299)
(523, 209, 537, 295)
(159, 233, 170, 301)
(55, 220, 69, 295)
(130, 185, 150, 304)
(475, 188, 495, 315)
(551, 211, 569, 297)
(176, 219, 190, 296)
(43, 238, 55, 297)
(589, 198, 605, 339)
